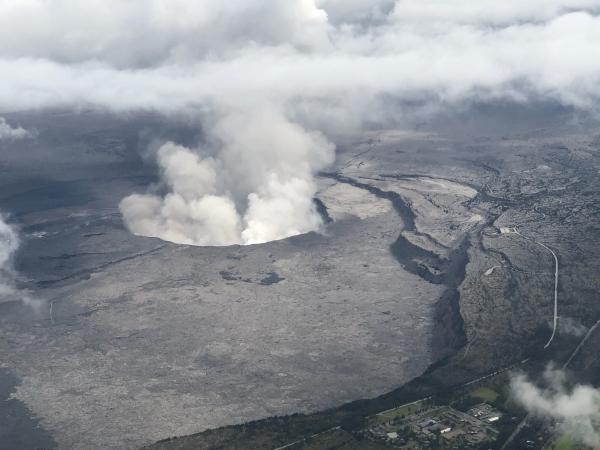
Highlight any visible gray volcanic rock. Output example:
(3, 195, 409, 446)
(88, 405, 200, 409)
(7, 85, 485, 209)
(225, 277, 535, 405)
(2, 109, 600, 449)
(2, 213, 445, 449)
(0, 112, 457, 449)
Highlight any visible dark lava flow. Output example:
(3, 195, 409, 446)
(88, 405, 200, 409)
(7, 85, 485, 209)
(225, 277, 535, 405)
(0, 368, 57, 449)
(323, 172, 471, 357)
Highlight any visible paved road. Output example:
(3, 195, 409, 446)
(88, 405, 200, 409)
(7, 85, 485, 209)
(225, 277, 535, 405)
(563, 319, 600, 368)
(272, 426, 341, 450)
(536, 241, 559, 348)
(490, 228, 560, 449)
(375, 397, 432, 417)
(513, 229, 559, 348)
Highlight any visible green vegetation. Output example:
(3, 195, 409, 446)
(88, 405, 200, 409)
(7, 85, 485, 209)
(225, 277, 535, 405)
(144, 358, 546, 450)
(548, 434, 578, 450)
(301, 428, 382, 450)
(470, 387, 499, 402)
(373, 399, 431, 424)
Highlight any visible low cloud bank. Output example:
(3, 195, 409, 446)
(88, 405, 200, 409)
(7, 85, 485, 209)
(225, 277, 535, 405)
(2, 1, 600, 113)
(511, 365, 600, 447)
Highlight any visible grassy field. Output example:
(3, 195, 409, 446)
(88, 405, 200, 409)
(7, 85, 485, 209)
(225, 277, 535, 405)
(300, 428, 384, 450)
(547, 434, 578, 450)
(470, 386, 499, 402)
(373, 399, 430, 424)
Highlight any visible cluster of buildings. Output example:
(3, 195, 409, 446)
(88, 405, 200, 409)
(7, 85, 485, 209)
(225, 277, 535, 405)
(366, 403, 503, 448)
(467, 403, 502, 423)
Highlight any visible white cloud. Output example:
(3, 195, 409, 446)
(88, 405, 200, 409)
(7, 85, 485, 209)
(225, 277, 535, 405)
(511, 365, 600, 448)
(390, 0, 600, 26)
(0, 0, 330, 67)
(316, 0, 395, 25)
(2, 8, 600, 113)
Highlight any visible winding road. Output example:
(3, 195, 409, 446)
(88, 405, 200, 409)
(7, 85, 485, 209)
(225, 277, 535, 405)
(513, 229, 559, 349)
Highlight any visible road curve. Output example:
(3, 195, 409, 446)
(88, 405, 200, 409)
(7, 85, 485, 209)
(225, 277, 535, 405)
(563, 319, 600, 368)
(513, 229, 559, 348)
(537, 241, 559, 348)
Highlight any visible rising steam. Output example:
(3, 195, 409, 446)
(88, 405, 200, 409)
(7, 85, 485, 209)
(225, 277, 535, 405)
(0, 117, 31, 140)
(511, 365, 600, 448)
(119, 108, 334, 245)
(0, 213, 19, 298)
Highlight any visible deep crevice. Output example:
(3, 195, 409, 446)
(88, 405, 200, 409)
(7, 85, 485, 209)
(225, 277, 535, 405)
(322, 172, 470, 357)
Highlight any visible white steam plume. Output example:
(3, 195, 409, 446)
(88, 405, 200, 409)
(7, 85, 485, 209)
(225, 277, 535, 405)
(0, 213, 20, 298)
(0, 214, 42, 311)
(511, 365, 600, 448)
(0, 117, 31, 140)
(120, 107, 334, 245)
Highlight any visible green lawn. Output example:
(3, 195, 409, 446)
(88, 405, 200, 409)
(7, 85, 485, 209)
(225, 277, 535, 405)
(550, 434, 577, 450)
(301, 428, 383, 450)
(374, 400, 429, 423)
(470, 387, 499, 402)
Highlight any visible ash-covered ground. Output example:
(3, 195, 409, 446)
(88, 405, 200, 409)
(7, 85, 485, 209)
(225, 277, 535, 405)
(1, 106, 600, 449)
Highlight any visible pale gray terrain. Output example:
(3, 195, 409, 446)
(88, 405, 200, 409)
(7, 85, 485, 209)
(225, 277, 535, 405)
(2, 106, 600, 449)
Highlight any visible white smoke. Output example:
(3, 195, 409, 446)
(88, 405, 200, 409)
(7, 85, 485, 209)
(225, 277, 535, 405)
(0, 117, 31, 140)
(511, 365, 600, 447)
(120, 107, 334, 245)
(0, 213, 20, 298)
